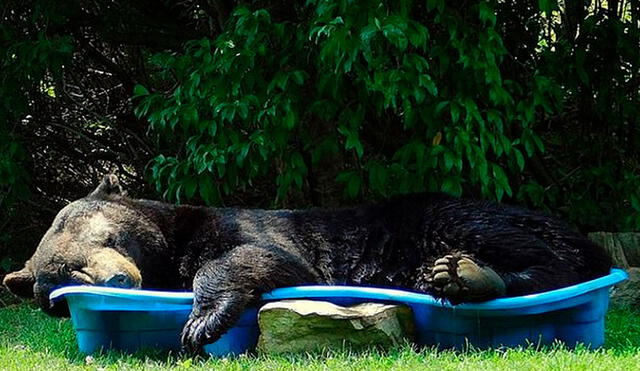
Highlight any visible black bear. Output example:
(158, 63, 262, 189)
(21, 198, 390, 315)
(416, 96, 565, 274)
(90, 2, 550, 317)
(3, 175, 612, 351)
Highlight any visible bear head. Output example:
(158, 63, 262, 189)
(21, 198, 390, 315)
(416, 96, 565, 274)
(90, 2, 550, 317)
(3, 175, 170, 316)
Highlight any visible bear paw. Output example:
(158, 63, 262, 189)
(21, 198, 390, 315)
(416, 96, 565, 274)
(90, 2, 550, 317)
(181, 314, 209, 354)
(427, 253, 506, 304)
(180, 309, 225, 354)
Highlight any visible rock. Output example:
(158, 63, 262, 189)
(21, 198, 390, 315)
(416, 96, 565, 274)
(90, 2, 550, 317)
(588, 233, 640, 306)
(610, 267, 640, 307)
(257, 300, 414, 354)
(588, 232, 640, 268)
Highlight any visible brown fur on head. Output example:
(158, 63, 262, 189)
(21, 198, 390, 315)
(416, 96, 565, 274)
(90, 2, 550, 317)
(3, 175, 164, 316)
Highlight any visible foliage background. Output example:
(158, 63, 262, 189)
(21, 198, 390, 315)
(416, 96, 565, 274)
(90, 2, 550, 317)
(1, 0, 639, 275)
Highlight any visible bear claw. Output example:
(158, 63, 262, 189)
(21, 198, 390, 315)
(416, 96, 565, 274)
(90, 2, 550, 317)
(433, 271, 450, 283)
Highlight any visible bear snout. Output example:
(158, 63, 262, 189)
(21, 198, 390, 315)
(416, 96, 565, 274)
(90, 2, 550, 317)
(86, 248, 142, 288)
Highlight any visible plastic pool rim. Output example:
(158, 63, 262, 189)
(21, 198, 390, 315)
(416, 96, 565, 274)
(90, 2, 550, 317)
(50, 268, 628, 311)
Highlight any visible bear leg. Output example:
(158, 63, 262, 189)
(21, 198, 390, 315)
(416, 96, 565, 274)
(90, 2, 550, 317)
(181, 244, 318, 353)
(417, 252, 506, 304)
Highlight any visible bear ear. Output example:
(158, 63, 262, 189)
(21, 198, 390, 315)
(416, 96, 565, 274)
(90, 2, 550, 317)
(3, 266, 35, 298)
(89, 174, 125, 198)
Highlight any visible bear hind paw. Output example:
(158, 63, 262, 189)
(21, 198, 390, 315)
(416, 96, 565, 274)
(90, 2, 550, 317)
(422, 253, 506, 304)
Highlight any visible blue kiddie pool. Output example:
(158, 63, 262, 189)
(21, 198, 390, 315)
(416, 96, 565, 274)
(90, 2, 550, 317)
(50, 269, 628, 356)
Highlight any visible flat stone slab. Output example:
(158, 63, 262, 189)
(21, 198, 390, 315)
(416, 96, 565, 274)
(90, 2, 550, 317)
(257, 300, 414, 354)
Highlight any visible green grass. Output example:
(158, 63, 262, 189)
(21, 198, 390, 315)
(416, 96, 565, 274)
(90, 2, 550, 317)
(1, 303, 640, 370)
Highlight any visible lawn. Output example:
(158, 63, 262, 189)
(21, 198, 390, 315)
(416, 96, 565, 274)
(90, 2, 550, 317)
(1, 302, 639, 370)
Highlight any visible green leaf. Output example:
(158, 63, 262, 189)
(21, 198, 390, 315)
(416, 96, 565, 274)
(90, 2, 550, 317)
(199, 176, 219, 205)
(284, 109, 296, 129)
(184, 177, 197, 199)
(631, 194, 640, 211)
(418, 74, 438, 96)
(513, 148, 525, 171)
(435, 101, 449, 115)
(478, 2, 496, 26)
(360, 24, 378, 43)
(291, 152, 307, 173)
(236, 143, 250, 167)
(337, 171, 361, 198)
(368, 162, 387, 194)
(237, 103, 249, 120)
(339, 124, 364, 158)
(291, 70, 306, 85)
(133, 84, 149, 97)
(441, 176, 462, 196)
(407, 21, 429, 49)
(492, 163, 512, 198)
(183, 105, 199, 125)
(443, 150, 455, 172)
(346, 173, 361, 198)
(450, 102, 461, 123)
(495, 184, 504, 201)
(538, 0, 558, 14)
(532, 132, 545, 153)
(427, 0, 445, 12)
(382, 24, 408, 51)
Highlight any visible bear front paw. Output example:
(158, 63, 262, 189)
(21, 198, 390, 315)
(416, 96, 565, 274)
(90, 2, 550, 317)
(181, 312, 217, 354)
(426, 253, 506, 304)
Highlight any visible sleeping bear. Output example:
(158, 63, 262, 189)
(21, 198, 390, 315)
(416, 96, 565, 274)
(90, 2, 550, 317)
(3, 175, 612, 351)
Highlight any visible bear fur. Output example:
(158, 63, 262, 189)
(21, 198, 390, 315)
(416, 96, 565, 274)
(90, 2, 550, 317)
(3, 175, 612, 352)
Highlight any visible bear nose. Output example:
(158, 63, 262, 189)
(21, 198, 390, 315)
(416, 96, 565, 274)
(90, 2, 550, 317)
(104, 273, 133, 288)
